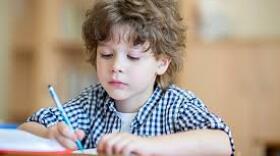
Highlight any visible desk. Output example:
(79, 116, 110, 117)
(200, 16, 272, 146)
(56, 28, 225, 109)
(1, 154, 92, 156)
(0, 151, 96, 156)
(1, 154, 88, 156)
(0, 153, 123, 156)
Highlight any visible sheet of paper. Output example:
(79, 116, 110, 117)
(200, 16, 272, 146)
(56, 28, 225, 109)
(0, 129, 66, 152)
(73, 148, 97, 155)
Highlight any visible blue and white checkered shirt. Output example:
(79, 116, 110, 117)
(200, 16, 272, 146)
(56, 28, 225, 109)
(27, 84, 235, 155)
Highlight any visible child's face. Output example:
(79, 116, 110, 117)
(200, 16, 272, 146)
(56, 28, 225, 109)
(96, 25, 169, 110)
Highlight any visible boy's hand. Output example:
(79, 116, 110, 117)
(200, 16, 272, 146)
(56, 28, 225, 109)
(97, 132, 156, 156)
(47, 122, 85, 150)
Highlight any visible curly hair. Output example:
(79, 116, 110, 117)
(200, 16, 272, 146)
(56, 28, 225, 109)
(82, 0, 186, 89)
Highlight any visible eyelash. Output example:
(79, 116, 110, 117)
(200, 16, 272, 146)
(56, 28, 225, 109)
(100, 54, 113, 59)
(127, 55, 140, 61)
(100, 54, 140, 61)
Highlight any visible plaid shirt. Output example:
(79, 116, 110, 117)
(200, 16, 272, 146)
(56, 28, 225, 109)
(28, 84, 235, 155)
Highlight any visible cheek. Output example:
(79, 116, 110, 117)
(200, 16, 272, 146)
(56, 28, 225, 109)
(96, 57, 108, 69)
(96, 59, 107, 78)
(130, 65, 157, 81)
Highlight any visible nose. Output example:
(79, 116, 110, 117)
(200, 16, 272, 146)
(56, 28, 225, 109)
(112, 55, 124, 73)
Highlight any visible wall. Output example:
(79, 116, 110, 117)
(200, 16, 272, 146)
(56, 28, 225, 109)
(194, 0, 280, 39)
(223, 0, 280, 38)
(0, 0, 10, 121)
(177, 40, 280, 156)
(179, 0, 280, 156)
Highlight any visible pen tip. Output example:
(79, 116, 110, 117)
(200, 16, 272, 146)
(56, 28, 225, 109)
(48, 84, 51, 89)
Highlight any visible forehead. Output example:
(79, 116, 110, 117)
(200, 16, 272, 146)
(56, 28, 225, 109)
(98, 24, 151, 51)
(105, 24, 136, 44)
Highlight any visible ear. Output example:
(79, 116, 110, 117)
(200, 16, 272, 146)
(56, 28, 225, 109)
(156, 56, 171, 75)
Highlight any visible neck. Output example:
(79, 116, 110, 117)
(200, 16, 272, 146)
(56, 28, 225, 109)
(115, 86, 154, 113)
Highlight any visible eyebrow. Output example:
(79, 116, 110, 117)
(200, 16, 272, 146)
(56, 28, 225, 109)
(98, 41, 108, 46)
(97, 40, 151, 54)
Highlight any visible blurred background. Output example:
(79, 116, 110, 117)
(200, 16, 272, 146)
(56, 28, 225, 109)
(0, 0, 279, 156)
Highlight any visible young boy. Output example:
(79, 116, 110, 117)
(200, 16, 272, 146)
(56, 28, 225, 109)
(19, 0, 234, 155)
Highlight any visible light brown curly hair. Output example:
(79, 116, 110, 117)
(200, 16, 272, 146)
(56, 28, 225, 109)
(82, 0, 186, 89)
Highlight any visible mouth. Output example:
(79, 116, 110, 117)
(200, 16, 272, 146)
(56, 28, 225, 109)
(108, 80, 128, 88)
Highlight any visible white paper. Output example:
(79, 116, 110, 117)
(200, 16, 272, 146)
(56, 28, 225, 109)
(73, 148, 97, 155)
(0, 129, 65, 152)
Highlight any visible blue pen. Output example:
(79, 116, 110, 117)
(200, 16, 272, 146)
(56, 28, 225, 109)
(48, 85, 84, 151)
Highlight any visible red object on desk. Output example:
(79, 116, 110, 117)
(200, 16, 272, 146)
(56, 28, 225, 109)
(0, 149, 72, 155)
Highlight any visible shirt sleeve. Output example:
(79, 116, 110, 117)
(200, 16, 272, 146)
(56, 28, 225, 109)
(27, 87, 92, 133)
(176, 97, 235, 155)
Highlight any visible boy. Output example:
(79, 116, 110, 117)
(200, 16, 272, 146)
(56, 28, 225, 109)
(19, 0, 234, 155)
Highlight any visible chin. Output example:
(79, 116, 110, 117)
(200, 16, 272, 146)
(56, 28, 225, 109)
(109, 94, 128, 101)
(106, 90, 129, 100)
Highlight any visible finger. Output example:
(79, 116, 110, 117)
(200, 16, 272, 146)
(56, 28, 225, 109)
(97, 133, 117, 155)
(97, 133, 118, 154)
(122, 142, 138, 156)
(47, 125, 58, 139)
(57, 122, 77, 141)
(104, 133, 128, 155)
(114, 138, 133, 155)
(113, 134, 133, 154)
(55, 134, 77, 150)
(75, 129, 85, 140)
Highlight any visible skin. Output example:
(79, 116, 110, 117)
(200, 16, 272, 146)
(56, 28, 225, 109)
(19, 25, 232, 156)
(95, 25, 169, 113)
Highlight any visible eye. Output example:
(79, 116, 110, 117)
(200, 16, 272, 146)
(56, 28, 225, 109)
(127, 55, 140, 61)
(100, 53, 113, 59)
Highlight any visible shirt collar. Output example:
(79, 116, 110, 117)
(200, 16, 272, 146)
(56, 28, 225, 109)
(132, 84, 164, 127)
(104, 94, 117, 112)
(103, 84, 166, 126)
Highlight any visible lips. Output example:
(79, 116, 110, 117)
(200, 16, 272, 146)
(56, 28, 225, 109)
(108, 80, 128, 88)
